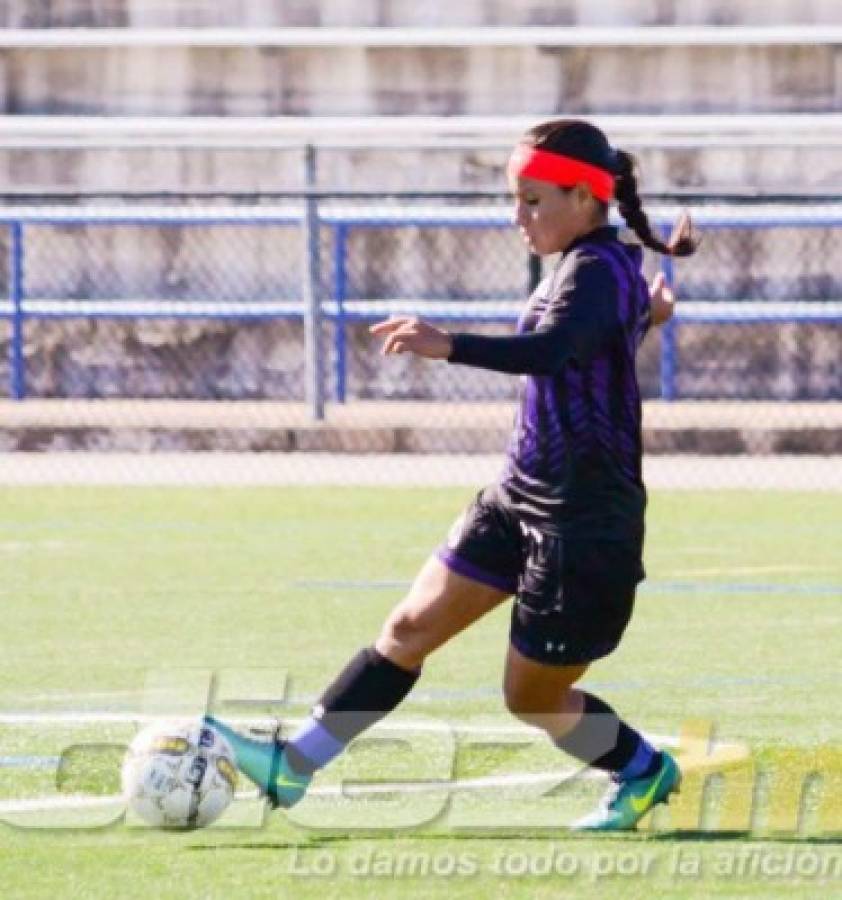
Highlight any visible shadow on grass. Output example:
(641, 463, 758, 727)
(187, 829, 842, 852)
(646, 830, 842, 845)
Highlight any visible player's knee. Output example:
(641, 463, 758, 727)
(503, 677, 578, 733)
(376, 605, 432, 668)
(502, 677, 541, 723)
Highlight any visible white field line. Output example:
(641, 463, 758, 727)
(0, 768, 604, 815)
(0, 796, 126, 814)
(2, 689, 171, 704)
(0, 712, 679, 747)
(0, 540, 70, 554)
(0, 756, 60, 769)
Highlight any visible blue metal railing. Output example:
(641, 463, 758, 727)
(3, 205, 842, 404)
(333, 222, 349, 404)
(8, 221, 25, 401)
(659, 223, 678, 402)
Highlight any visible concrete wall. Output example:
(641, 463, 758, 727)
(2, 143, 841, 194)
(2, 317, 839, 401)
(10, 222, 304, 301)
(2, 0, 842, 27)
(2, 44, 840, 116)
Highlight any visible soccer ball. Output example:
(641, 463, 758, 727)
(121, 720, 238, 829)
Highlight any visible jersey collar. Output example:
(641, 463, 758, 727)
(565, 225, 618, 253)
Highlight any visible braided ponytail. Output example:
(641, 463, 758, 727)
(516, 119, 698, 258)
(614, 149, 697, 257)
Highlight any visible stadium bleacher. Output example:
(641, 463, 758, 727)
(0, 14, 842, 193)
(0, 25, 838, 118)
(1, 0, 840, 28)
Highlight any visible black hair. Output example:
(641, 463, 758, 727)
(521, 118, 697, 257)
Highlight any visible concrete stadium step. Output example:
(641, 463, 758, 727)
(3, 0, 841, 28)
(2, 140, 842, 194)
(1, 37, 840, 116)
(7, 313, 842, 404)
(5, 113, 842, 143)
(4, 25, 842, 47)
(0, 114, 842, 193)
(0, 400, 838, 455)
(2, 115, 842, 193)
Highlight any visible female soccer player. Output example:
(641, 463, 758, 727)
(208, 119, 695, 831)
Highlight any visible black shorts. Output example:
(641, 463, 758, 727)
(436, 485, 644, 666)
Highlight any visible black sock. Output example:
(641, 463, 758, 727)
(554, 691, 661, 778)
(285, 647, 420, 775)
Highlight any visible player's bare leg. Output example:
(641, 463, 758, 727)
(208, 557, 510, 807)
(375, 554, 511, 669)
(502, 644, 680, 830)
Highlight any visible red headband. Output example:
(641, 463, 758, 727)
(507, 145, 616, 203)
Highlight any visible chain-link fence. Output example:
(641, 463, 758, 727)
(0, 193, 840, 483)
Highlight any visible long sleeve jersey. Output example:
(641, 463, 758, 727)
(448, 226, 652, 541)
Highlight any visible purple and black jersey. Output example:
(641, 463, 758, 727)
(448, 226, 651, 541)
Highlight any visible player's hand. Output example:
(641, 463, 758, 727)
(369, 317, 454, 359)
(649, 272, 676, 326)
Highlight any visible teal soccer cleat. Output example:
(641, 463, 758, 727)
(264, 745, 312, 809)
(203, 715, 312, 809)
(572, 751, 681, 831)
(265, 745, 313, 809)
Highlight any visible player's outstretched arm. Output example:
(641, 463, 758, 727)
(370, 317, 454, 359)
(649, 272, 676, 326)
(371, 314, 595, 376)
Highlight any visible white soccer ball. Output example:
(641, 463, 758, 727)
(121, 720, 238, 829)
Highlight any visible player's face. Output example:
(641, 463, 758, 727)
(510, 176, 594, 256)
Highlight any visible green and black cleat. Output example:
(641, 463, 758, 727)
(571, 751, 681, 831)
